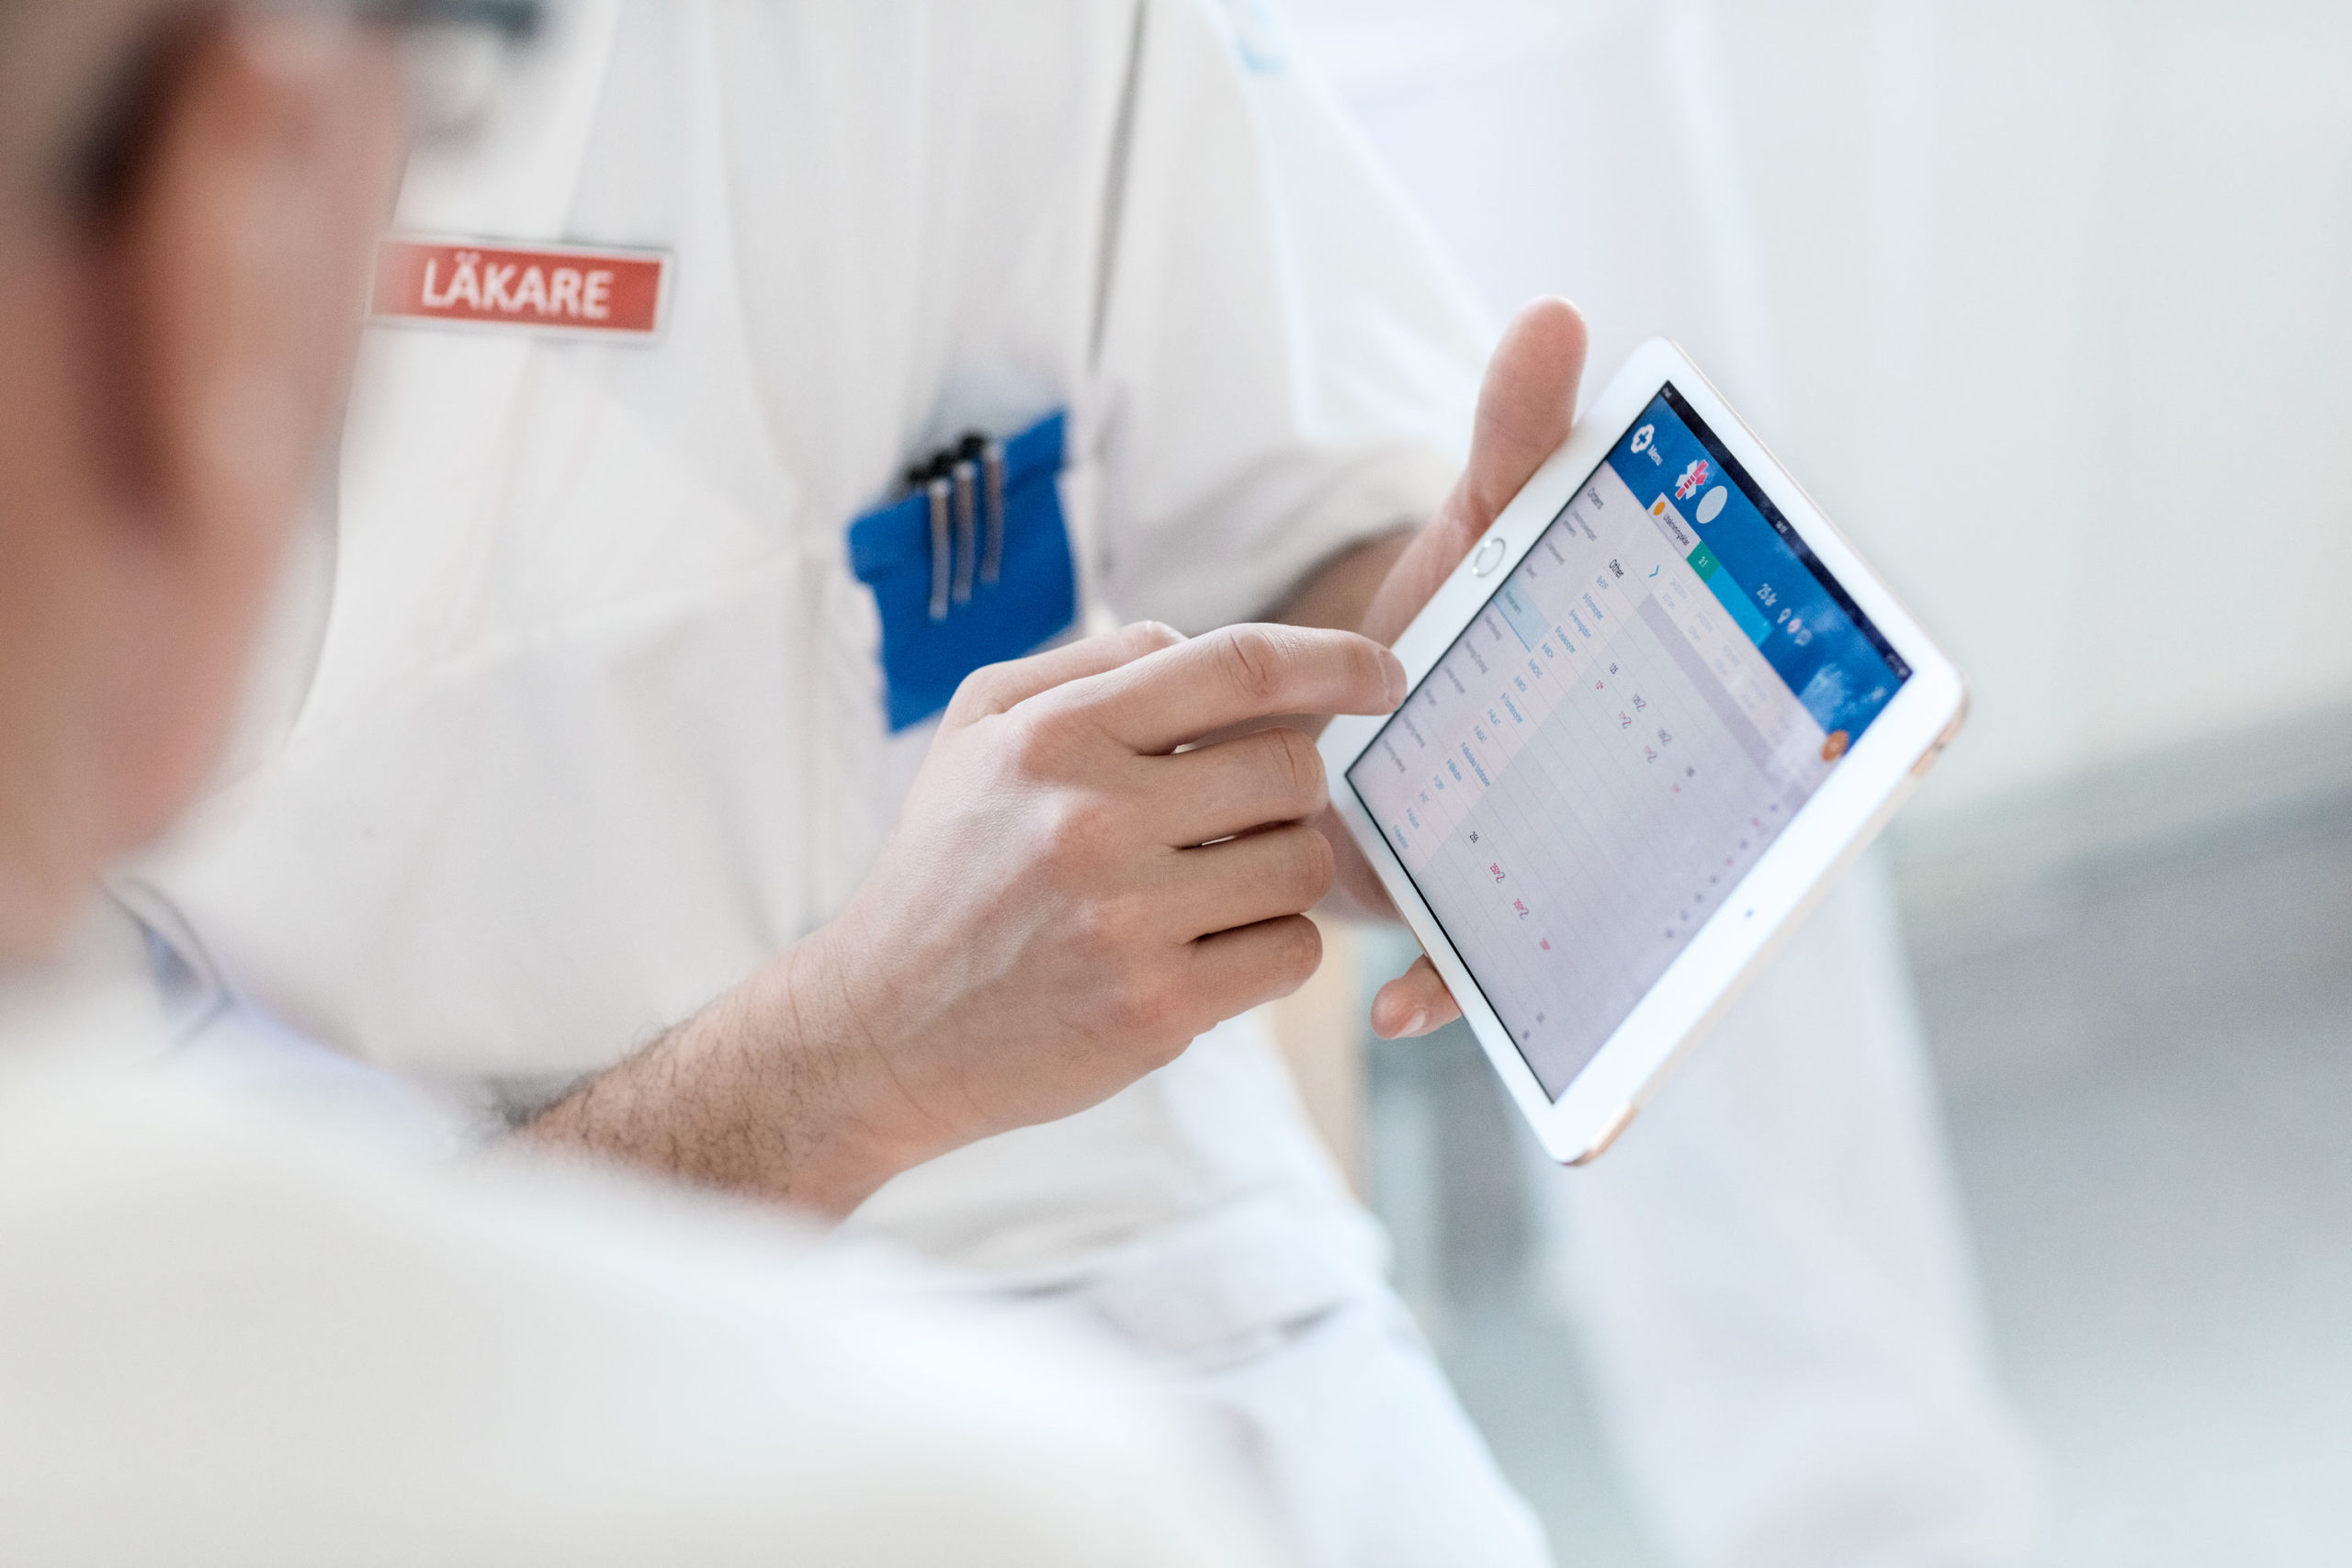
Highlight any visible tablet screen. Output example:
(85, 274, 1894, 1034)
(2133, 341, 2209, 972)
(1347, 384, 1912, 1097)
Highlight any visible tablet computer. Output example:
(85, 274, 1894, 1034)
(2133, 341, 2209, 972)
(1320, 338, 1966, 1165)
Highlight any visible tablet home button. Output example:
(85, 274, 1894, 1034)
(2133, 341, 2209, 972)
(1471, 536, 1507, 576)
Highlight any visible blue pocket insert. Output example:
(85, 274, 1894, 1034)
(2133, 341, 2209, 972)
(848, 410, 1077, 732)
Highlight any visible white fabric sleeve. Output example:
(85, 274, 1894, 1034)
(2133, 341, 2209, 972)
(1091, 0, 1493, 632)
(0, 1064, 1284, 1568)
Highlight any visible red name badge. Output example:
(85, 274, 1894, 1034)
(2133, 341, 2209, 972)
(369, 236, 669, 339)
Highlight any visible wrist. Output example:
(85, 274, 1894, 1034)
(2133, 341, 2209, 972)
(522, 922, 941, 1219)
(753, 923, 949, 1201)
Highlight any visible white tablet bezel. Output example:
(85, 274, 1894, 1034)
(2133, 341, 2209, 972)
(1320, 338, 1966, 1165)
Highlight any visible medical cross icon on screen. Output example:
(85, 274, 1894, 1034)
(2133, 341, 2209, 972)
(1675, 458, 1712, 500)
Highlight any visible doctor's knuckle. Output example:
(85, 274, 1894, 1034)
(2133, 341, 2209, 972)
(1069, 890, 1147, 959)
(1215, 626, 1291, 709)
(1269, 915, 1324, 986)
(1122, 620, 1185, 657)
(1277, 827, 1337, 901)
(1256, 726, 1325, 810)
(947, 663, 1009, 719)
(1002, 708, 1082, 780)
(1109, 969, 1185, 1041)
(1038, 794, 1120, 878)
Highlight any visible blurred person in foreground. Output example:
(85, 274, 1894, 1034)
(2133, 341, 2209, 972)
(0, 4, 1294, 1562)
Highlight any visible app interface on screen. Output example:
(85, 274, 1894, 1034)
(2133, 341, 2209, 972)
(1348, 385, 1911, 1097)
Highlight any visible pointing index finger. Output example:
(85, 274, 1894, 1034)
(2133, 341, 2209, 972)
(1057, 624, 1407, 755)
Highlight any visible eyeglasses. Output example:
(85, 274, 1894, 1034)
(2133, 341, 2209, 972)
(350, 1, 539, 37)
(69, 0, 545, 214)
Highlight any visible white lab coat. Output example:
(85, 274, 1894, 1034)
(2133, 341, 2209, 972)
(119, 4, 1548, 1565)
(0, 912, 1284, 1568)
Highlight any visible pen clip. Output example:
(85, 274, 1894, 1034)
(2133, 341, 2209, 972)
(952, 458, 979, 604)
(980, 437, 1007, 584)
(925, 475, 953, 621)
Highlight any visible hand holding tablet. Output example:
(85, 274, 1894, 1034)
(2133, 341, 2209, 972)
(1323, 337, 1966, 1165)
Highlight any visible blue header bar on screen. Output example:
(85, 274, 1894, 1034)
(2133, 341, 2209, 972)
(1603, 387, 1908, 739)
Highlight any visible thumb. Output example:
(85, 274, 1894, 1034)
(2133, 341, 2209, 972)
(1361, 298, 1589, 648)
(1370, 954, 1461, 1039)
(1459, 296, 1589, 526)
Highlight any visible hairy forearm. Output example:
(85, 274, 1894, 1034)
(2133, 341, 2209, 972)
(519, 938, 927, 1219)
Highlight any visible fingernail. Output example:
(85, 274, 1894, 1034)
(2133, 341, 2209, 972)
(1404, 1009, 1428, 1036)
(1381, 650, 1408, 706)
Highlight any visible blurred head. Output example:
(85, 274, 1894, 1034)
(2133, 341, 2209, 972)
(0, 2, 411, 958)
